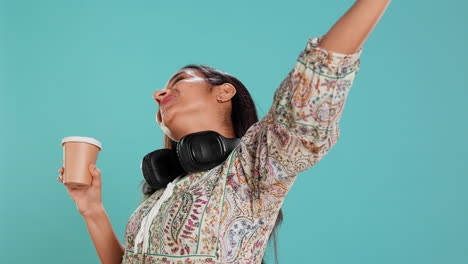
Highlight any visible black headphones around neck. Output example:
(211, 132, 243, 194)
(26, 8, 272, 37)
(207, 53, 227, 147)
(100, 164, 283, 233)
(141, 130, 241, 189)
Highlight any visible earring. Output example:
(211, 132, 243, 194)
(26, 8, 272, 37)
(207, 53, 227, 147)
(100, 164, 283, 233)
(217, 97, 224, 103)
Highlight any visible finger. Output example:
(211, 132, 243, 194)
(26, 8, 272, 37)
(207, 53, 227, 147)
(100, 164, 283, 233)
(89, 164, 102, 185)
(89, 164, 101, 177)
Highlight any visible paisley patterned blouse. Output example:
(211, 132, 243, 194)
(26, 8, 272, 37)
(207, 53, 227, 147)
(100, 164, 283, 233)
(121, 35, 363, 264)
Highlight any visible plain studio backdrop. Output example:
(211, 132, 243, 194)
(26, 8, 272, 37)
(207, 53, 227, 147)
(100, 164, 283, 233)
(1, 0, 467, 263)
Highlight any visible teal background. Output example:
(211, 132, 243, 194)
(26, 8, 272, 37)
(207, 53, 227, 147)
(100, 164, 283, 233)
(1, 0, 467, 263)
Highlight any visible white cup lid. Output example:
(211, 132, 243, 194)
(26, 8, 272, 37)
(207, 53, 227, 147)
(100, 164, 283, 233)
(61, 136, 103, 150)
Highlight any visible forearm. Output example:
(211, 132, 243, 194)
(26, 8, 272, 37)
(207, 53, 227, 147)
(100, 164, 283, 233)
(82, 205, 125, 264)
(319, 0, 391, 54)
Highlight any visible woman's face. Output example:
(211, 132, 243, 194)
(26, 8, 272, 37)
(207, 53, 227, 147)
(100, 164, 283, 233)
(153, 68, 236, 141)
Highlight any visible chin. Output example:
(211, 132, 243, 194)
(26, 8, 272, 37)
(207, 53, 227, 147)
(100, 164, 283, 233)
(158, 117, 180, 141)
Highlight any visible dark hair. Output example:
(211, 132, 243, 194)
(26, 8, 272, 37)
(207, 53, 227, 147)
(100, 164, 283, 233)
(140, 64, 283, 264)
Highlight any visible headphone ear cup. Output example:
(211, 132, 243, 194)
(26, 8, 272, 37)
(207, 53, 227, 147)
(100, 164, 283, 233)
(141, 149, 185, 189)
(177, 130, 241, 172)
(177, 131, 218, 172)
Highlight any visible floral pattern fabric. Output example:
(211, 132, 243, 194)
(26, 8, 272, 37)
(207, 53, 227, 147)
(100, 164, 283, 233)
(121, 35, 363, 264)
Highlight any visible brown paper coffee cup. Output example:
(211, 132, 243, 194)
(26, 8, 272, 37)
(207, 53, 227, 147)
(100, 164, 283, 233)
(61, 136, 103, 189)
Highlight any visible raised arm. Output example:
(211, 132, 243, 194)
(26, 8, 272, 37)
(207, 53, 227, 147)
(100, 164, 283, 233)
(318, 0, 391, 54)
(235, 1, 391, 202)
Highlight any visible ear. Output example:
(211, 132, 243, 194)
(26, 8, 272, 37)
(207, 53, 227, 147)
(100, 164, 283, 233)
(214, 83, 237, 102)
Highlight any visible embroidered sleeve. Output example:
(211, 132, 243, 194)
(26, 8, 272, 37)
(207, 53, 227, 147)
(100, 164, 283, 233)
(234, 35, 363, 199)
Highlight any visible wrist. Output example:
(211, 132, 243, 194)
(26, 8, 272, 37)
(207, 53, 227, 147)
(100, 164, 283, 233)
(81, 204, 106, 220)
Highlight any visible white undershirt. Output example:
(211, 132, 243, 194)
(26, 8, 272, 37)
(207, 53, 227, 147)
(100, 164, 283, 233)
(133, 175, 181, 254)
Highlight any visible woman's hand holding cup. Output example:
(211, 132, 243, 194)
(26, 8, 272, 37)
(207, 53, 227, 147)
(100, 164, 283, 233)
(58, 161, 104, 217)
(58, 136, 104, 217)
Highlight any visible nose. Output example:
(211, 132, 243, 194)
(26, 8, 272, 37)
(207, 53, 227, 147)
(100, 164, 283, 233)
(153, 89, 170, 106)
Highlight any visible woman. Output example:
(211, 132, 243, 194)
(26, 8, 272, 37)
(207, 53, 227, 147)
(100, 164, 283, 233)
(58, 1, 391, 263)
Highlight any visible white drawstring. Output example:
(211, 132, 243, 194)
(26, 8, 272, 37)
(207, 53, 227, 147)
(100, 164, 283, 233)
(133, 176, 181, 254)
